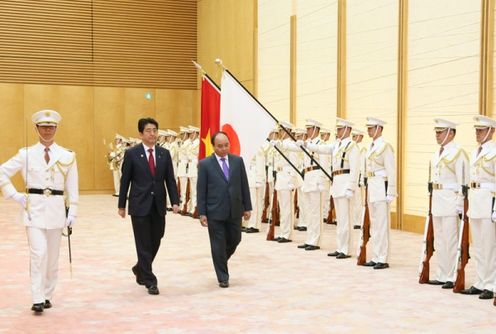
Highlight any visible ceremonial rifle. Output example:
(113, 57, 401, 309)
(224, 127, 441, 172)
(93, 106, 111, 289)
(453, 163, 469, 293)
(357, 176, 370, 265)
(419, 162, 434, 284)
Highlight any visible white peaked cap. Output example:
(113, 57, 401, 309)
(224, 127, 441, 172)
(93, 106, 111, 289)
(188, 125, 200, 132)
(320, 127, 331, 134)
(473, 115, 496, 129)
(168, 129, 178, 136)
(158, 129, 168, 136)
(294, 128, 306, 135)
(434, 118, 458, 131)
(366, 117, 387, 127)
(179, 126, 190, 133)
(351, 129, 365, 136)
(305, 118, 322, 128)
(32, 109, 61, 126)
(335, 118, 354, 129)
(115, 133, 126, 140)
(279, 121, 294, 130)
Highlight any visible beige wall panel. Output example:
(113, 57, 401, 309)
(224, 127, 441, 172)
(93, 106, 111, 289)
(93, 87, 126, 191)
(0, 83, 24, 189)
(198, 0, 255, 89)
(123, 88, 156, 137)
(156, 89, 199, 132)
(406, 0, 480, 218)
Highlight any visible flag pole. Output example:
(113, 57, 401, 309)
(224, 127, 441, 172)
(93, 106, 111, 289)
(215, 61, 333, 182)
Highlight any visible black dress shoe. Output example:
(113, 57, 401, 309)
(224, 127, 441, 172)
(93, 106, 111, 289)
(278, 238, 292, 243)
(327, 251, 340, 257)
(44, 300, 52, 309)
(219, 281, 229, 288)
(353, 225, 361, 230)
(373, 262, 389, 269)
(298, 226, 307, 231)
(460, 286, 483, 295)
(479, 289, 494, 299)
(245, 227, 259, 233)
(305, 245, 320, 251)
(241, 227, 247, 232)
(297, 243, 309, 249)
(31, 303, 44, 313)
(442, 281, 454, 289)
(427, 280, 445, 286)
(336, 253, 351, 259)
(147, 285, 160, 295)
(272, 237, 282, 242)
(132, 266, 145, 286)
(362, 261, 376, 267)
(330, 220, 337, 225)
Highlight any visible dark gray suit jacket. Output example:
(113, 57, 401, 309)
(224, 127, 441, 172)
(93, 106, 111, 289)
(197, 154, 252, 221)
(118, 144, 179, 216)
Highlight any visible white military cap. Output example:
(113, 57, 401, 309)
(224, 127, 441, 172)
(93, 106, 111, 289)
(305, 118, 322, 128)
(32, 109, 61, 126)
(320, 127, 331, 134)
(351, 129, 365, 136)
(279, 121, 294, 130)
(115, 133, 126, 140)
(168, 129, 178, 137)
(179, 126, 190, 133)
(294, 128, 306, 135)
(270, 127, 279, 133)
(474, 115, 496, 129)
(335, 118, 354, 129)
(434, 118, 458, 131)
(188, 125, 200, 132)
(158, 129, 168, 136)
(366, 117, 387, 128)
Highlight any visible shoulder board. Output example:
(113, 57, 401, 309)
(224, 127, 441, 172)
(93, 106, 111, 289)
(484, 150, 496, 161)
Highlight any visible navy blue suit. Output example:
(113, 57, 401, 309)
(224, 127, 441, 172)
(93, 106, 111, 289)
(118, 144, 179, 286)
(197, 154, 252, 282)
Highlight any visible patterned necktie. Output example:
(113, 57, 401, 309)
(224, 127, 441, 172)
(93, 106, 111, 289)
(148, 148, 155, 176)
(44, 147, 50, 164)
(220, 157, 229, 180)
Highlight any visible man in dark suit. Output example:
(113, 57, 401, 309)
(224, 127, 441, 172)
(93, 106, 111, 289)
(118, 118, 179, 295)
(197, 131, 252, 288)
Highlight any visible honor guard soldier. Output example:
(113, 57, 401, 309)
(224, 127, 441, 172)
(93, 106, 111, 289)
(177, 126, 192, 214)
(351, 129, 366, 229)
(187, 126, 200, 216)
(292, 128, 306, 230)
(244, 145, 266, 233)
(363, 117, 396, 269)
(461, 116, 496, 300)
(287, 119, 324, 250)
(0, 109, 79, 313)
(107, 134, 126, 196)
(263, 128, 279, 224)
(167, 129, 179, 179)
(427, 118, 469, 288)
(158, 129, 168, 148)
(273, 121, 299, 242)
(319, 127, 332, 222)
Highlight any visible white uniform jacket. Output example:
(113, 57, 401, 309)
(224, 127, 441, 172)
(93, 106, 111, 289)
(274, 138, 299, 191)
(177, 139, 191, 177)
(186, 138, 199, 178)
(0, 142, 79, 229)
(366, 137, 396, 203)
(431, 141, 469, 217)
(247, 147, 266, 188)
(467, 140, 496, 219)
(285, 137, 324, 193)
(330, 137, 360, 199)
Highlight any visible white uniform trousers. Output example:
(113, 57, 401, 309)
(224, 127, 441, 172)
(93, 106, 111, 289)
(295, 188, 305, 228)
(27, 227, 63, 304)
(188, 177, 197, 214)
(179, 176, 188, 209)
(334, 196, 353, 255)
(432, 216, 459, 282)
(276, 189, 293, 239)
(351, 187, 363, 227)
(322, 182, 331, 220)
(112, 169, 121, 195)
(368, 200, 390, 263)
(469, 218, 496, 291)
(266, 181, 274, 219)
(302, 191, 322, 246)
(246, 187, 263, 229)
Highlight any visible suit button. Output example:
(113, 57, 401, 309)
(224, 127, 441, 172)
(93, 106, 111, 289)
(151, 192, 154, 195)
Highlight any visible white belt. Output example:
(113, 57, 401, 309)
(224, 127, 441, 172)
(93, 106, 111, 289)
(367, 169, 387, 177)
(470, 182, 496, 191)
(432, 182, 459, 191)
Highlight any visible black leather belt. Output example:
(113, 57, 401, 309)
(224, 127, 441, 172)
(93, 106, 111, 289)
(28, 188, 64, 196)
(303, 166, 321, 173)
(332, 169, 350, 177)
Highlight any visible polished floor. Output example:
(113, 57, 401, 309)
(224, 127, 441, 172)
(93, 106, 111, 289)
(0, 195, 495, 334)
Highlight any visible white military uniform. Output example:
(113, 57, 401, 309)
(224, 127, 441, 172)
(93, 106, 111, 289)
(366, 118, 396, 265)
(177, 128, 191, 212)
(430, 119, 469, 284)
(351, 130, 366, 229)
(0, 110, 78, 305)
(246, 147, 266, 230)
(467, 116, 496, 293)
(187, 127, 200, 215)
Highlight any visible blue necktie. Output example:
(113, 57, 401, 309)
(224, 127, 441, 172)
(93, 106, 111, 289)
(221, 157, 229, 180)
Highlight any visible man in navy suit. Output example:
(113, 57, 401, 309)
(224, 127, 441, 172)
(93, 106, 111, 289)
(118, 118, 179, 295)
(197, 131, 252, 288)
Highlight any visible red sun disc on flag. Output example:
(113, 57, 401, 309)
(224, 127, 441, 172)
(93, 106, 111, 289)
(221, 123, 240, 155)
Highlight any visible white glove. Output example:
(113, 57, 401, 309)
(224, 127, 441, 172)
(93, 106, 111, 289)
(296, 140, 304, 147)
(492, 211, 496, 223)
(269, 140, 277, 147)
(288, 183, 295, 191)
(456, 205, 463, 215)
(386, 195, 395, 204)
(345, 189, 354, 199)
(11, 192, 27, 208)
(66, 214, 77, 227)
(255, 182, 263, 188)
